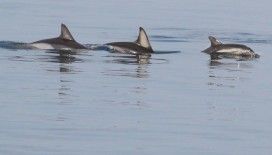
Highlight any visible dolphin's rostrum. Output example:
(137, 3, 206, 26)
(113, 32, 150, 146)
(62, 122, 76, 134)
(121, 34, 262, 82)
(105, 27, 154, 55)
(202, 36, 260, 60)
(31, 24, 86, 50)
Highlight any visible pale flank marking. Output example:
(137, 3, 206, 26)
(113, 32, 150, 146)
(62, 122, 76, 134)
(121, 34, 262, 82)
(109, 45, 137, 54)
(31, 43, 54, 50)
(31, 43, 71, 50)
(216, 48, 251, 55)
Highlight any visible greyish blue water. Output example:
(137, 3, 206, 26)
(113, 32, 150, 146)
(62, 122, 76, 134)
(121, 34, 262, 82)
(0, 0, 272, 154)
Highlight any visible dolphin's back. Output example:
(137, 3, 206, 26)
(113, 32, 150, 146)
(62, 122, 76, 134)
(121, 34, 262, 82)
(214, 44, 254, 56)
(218, 44, 253, 51)
(203, 36, 259, 59)
(32, 37, 86, 49)
(106, 42, 153, 54)
(30, 24, 86, 50)
(105, 27, 154, 54)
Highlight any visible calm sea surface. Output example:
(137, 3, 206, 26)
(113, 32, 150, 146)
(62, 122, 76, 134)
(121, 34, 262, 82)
(1, 0, 272, 154)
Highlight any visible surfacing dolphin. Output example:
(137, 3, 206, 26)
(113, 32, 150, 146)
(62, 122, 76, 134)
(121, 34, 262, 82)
(105, 27, 154, 55)
(202, 36, 260, 60)
(31, 24, 86, 50)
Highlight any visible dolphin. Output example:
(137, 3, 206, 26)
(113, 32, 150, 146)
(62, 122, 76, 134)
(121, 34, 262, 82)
(202, 36, 260, 59)
(105, 27, 154, 55)
(30, 24, 86, 50)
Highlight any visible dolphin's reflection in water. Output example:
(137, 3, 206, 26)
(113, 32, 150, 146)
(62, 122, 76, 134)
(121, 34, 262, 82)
(101, 52, 170, 108)
(103, 54, 152, 78)
(43, 50, 87, 105)
(37, 50, 86, 121)
(44, 50, 85, 73)
(106, 54, 151, 65)
(103, 53, 168, 78)
(208, 59, 255, 89)
(209, 59, 254, 71)
(102, 53, 154, 108)
(8, 49, 85, 106)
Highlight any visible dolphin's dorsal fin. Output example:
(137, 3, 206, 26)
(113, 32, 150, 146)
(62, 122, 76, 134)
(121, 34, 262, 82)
(59, 24, 75, 41)
(209, 36, 222, 46)
(135, 27, 152, 50)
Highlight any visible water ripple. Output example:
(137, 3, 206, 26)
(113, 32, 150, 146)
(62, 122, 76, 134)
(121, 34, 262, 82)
(207, 59, 255, 89)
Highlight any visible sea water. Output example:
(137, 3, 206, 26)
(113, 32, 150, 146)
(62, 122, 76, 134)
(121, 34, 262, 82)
(0, 0, 272, 154)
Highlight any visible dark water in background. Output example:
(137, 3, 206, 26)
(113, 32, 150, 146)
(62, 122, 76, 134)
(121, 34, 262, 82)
(1, 0, 272, 154)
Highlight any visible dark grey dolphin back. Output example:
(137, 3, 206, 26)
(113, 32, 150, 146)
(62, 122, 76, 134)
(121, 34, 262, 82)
(209, 36, 222, 47)
(135, 27, 153, 51)
(59, 24, 75, 41)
